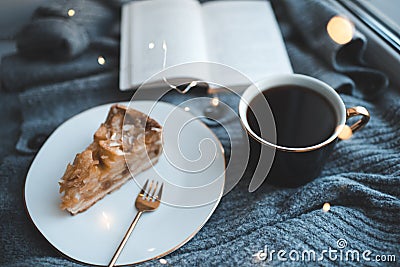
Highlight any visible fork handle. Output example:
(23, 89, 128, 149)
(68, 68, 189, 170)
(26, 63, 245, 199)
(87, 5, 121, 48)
(108, 211, 143, 267)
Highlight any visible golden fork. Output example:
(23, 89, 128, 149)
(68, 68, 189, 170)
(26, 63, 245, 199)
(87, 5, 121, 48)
(108, 179, 163, 267)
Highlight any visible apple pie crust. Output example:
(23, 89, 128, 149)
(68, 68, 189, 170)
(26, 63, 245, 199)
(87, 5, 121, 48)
(59, 104, 162, 215)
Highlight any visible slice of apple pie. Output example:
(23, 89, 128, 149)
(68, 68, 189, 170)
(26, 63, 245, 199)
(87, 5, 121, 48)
(59, 104, 162, 215)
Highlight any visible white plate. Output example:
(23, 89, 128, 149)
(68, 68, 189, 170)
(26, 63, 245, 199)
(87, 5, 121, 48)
(24, 101, 225, 266)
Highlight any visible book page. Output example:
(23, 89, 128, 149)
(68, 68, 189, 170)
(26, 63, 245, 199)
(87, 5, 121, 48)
(202, 1, 293, 87)
(127, 0, 209, 87)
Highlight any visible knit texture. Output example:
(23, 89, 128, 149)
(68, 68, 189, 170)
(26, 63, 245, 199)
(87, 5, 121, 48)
(0, 0, 399, 266)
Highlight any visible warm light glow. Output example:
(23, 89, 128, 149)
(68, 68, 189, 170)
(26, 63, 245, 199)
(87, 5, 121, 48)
(189, 81, 198, 88)
(102, 212, 111, 230)
(159, 258, 167, 264)
(148, 42, 155, 49)
(322, 202, 331, 212)
(338, 125, 353, 140)
(327, 16, 354, 45)
(184, 106, 190, 112)
(98, 56, 106, 65)
(68, 9, 75, 17)
(211, 97, 219, 107)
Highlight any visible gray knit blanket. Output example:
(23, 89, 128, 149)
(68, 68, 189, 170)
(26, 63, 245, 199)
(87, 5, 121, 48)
(0, 0, 399, 266)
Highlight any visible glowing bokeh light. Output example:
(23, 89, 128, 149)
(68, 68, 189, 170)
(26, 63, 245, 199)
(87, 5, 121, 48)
(338, 125, 353, 140)
(211, 97, 220, 107)
(68, 9, 75, 17)
(322, 202, 331, 212)
(327, 16, 354, 45)
(98, 56, 106, 65)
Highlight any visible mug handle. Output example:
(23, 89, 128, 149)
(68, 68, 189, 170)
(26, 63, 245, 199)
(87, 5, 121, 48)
(339, 106, 370, 140)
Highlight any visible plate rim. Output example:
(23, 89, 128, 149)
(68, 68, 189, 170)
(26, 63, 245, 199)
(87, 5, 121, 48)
(23, 100, 226, 266)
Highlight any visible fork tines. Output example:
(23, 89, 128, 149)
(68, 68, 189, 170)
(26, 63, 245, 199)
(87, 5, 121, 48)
(140, 179, 163, 201)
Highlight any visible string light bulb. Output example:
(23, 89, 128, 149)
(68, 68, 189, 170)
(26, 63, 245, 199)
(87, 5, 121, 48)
(327, 16, 354, 45)
(211, 97, 220, 107)
(68, 9, 75, 17)
(98, 56, 106, 65)
(322, 202, 331, 212)
(338, 125, 353, 140)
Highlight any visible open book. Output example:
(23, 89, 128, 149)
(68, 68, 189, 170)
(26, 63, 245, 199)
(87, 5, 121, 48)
(120, 0, 292, 91)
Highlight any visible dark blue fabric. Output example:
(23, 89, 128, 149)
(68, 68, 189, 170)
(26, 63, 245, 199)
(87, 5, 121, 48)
(0, 0, 398, 266)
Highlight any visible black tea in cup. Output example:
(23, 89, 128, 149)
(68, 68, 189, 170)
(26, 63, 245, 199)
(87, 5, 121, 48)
(246, 85, 337, 148)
